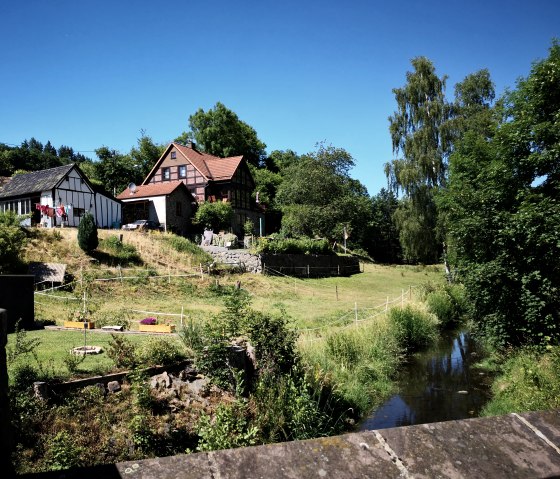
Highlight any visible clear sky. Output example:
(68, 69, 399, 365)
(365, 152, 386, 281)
(1, 0, 559, 195)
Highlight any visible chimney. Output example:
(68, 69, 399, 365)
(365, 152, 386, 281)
(187, 140, 196, 150)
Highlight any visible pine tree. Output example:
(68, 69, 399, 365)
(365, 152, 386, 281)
(77, 212, 98, 253)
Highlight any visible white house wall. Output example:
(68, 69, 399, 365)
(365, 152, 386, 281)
(95, 193, 122, 228)
(150, 196, 166, 226)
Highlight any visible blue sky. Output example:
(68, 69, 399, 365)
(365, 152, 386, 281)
(1, 0, 559, 195)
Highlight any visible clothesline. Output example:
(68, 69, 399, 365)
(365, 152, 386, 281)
(35, 203, 72, 219)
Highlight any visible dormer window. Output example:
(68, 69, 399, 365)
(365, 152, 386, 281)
(162, 167, 170, 181)
(171, 151, 176, 159)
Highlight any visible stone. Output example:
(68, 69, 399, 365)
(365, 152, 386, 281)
(151, 371, 172, 389)
(107, 381, 121, 393)
(186, 378, 209, 397)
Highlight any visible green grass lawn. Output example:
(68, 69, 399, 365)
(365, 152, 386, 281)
(7, 329, 183, 379)
(15, 263, 444, 380)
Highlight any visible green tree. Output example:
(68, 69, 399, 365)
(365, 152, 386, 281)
(176, 102, 267, 167)
(276, 143, 372, 247)
(385, 57, 451, 263)
(77, 212, 98, 254)
(439, 41, 560, 346)
(128, 131, 165, 180)
(0, 210, 27, 272)
(94, 146, 137, 196)
(194, 201, 234, 232)
(368, 189, 401, 263)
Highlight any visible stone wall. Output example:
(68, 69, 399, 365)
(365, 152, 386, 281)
(203, 247, 361, 277)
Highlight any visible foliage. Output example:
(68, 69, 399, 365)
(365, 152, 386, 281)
(7, 320, 41, 362)
(63, 350, 85, 375)
(44, 431, 83, 471)
(177, 102, 267, 167)
(137, 337, 185, 366)
(128, 131, 165, 181)
(196, 401, 258, 451)
(438, 41, 560, 346)
(243, 218, 254, 236)
(107, 334, 137, 369)
(77, 212, 98, 253)
(300, 319, 401, 416)
(426, 284, 468, 329)
(256, 236, 332, 255)
(385, 57, 452, 263)
(0, 209, 27, 272)
(482, 346, 560, 416)
(94, 146, 137, 196)
(367, 188, 401, 263)
(94, 308, 131, 330)
(276, 143, 373, 247)
(193, 201, 234, 231)
(388, 306, 438, 351)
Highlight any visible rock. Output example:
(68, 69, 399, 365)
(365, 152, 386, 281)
(107, 381, 121, 393)
(94, 382, 106, 396)
(151, 371, 173, 389)
(186, 378, 209, 397)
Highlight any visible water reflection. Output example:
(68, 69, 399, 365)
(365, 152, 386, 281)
(360, 331, 492, 430)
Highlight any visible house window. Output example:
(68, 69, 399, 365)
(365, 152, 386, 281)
(176, 201, 182, 217)
(74, 207, 85, 218)
(171, 151, 176, 159)
(162, 167, 170, 181)
(178, 165, 186, 178)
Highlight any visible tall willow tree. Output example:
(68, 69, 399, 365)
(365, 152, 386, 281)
(385, 57, 451, 263)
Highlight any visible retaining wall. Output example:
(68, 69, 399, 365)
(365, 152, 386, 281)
(203, 246, 360, 277)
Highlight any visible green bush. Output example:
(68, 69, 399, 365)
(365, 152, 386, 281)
(389, 306, 438, 351)
(426, 284, 469, 329)
(44, 431, 83, 471)
(107, 334, 137, 369)
(196, 401, 258, 452)
(138, 337, 185, 366)
(77, 212, 98, 253)
(193, 201, 233, 231)
(0, 210, 27, 272)
(256, 237, 333, 255)
(95, 308, 131, 330)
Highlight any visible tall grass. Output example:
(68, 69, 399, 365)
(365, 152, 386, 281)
(300, 318, 401, 416)
(156, 232, 213, 264)
(388, 305, 438, 351)
(481, 346, 560, 416)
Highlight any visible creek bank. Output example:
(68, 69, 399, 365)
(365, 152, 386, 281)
(360, 330, 493, 430)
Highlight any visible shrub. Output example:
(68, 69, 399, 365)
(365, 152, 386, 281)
(44, 431, 83, 471)
(193, 201, 233, 231)
(389, 306, 438, 351)
(95, 308, 131, 330)
(426, 284, 470, 329)
(107, 334, 137, 369)
(196, 401, 258, 452)
(0, 210, 27, 272)
(138, 338, 185, 366)
(77, 212, 98, 253)
(256, 237, 332, 255)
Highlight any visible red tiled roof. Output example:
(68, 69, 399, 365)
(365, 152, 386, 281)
(117, 181, 186, 199)
(206, 156, 244, 181)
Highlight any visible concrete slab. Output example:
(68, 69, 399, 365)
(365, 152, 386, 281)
(117, 452, 214, 479)
(380, 414, 560, 478)
(519, 410, 560, 449)
(206, 431, 400, 479)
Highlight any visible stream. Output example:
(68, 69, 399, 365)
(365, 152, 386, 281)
(360, 330, 492, 430)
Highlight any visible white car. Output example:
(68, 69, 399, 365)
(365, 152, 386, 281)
(121, 220, 161, 231)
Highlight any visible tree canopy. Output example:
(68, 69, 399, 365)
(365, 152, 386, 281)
(438, 41, 560, 347)
(176, 102, 267, 167)
(276, 143, 372, 247)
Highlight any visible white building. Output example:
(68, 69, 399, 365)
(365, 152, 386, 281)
(0, 164, 121, 228)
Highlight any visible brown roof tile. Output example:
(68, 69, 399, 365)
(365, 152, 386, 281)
(117, 181, 187, 199)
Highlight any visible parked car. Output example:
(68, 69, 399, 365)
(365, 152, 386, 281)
(121, 219, 162, 231)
